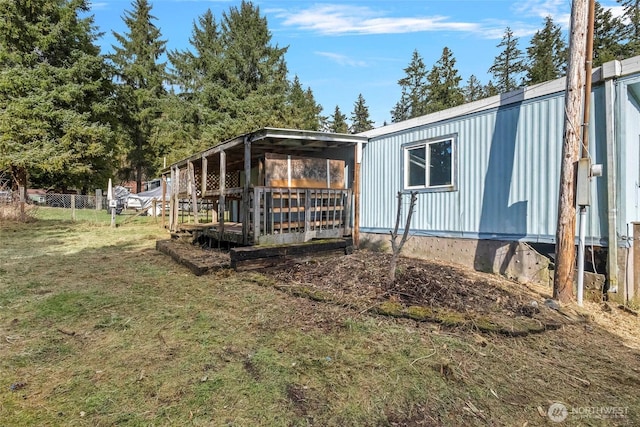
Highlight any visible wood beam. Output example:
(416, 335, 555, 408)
(188, 161, 199, 224)
(161, 175, 167, 228)
(219, 151, 226, 240)
(242, 137, 252, 245)
(201, 155, 208, 197)
(353, 142, 362, 247)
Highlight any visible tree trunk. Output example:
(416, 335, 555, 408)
(11, 165, 27, 201)
(136, 164, 143, 194)
(554, 0, 589, 303)
(389, 191, 418, 284)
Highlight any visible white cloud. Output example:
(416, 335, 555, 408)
(316, 52, 368, 67)
(512, 0, 570, 28)
(274, 4, 481, 36)
(512, 0, 563, 18)
(273, 3, 564, 41)
(90, 2, 109, 10)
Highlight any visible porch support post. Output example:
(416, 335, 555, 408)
(242, 136, 251, 245)
(353, 141, 362, 247)
(219, 150, 226, 238)
(188, 161, 199, 224)
(161, 174, 167, 228)
(201, 156, 208, 196)
(170, 166, 178, 232)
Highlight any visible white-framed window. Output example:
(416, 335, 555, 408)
(403, 135, 456, 191)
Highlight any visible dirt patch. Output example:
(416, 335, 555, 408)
(259, 250, 576, 336)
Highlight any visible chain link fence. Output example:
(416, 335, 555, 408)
(43, 193, 107, 210)
(0, 190, 108, 210)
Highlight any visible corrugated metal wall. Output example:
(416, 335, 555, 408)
(361, 89, 609, 244)
(619, 79, 640, 236)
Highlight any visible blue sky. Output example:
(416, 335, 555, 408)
(89, 0, 623, 127)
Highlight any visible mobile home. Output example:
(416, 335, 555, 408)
(358, 56, 640, 302)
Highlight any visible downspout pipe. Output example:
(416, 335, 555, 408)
(604, 62, 621, 295)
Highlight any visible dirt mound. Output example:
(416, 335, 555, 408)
(261, 250, 579, 336)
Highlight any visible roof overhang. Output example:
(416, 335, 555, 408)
(164, 127, 367, 173)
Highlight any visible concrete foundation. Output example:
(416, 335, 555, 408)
(360, 233, 553, 287)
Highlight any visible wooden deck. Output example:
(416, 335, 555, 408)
(173, 187, 352, 246)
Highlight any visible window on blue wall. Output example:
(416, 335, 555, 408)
(403, 136, 455, 191)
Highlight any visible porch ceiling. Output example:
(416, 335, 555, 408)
(165, 127, 367, 173)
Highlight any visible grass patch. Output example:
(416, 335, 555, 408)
(34, 291, 113, 322)
(1, 211, 640, 426)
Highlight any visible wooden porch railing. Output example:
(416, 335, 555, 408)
(249, 187, 352, 245)
(171, 186, 353, 245)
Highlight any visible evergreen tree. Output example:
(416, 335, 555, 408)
(169, 10, 223, 95)
(463, 75, 486, 102)
(167, 9, 233, 154)
(618, 0, 640, 58)
(329, 106, 349, 133)
(525, 16, 567, 84)
(391, 50, 428, 121)
(425, 47, 464, 113)
(0, 0, 115, 194)
(488, 27, 526, 93)
(168, 2, 293, 149)
(285, 76, 324, 130)
(391, 90, 411, 123)
(110, 0, 167, 192)
(484, 81, 500, 98)
(217, 0, 289, 133)
(350, 94, 374, 134)
(594, 2, 626, 66)
(155, 92, 207, 164)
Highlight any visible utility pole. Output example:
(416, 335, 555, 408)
(554, 0, 590, 303)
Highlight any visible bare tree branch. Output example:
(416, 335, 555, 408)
(389, 191, 418, 283)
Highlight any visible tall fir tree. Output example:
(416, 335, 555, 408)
(0, 0, 115, 195)
(350, 94, 374, 134)
(167, 9, 234, 154)
(391, 50, 428, 122)
(285, 76, 324, 131)
(425, 47, 464, 113)
(525, 16, 567, 84)
(618, 0, 640, 57)
(168, 2, 293, 150)
(169, 9, 223, 96)
(594, 1, 626, 66)
(329, 106, 349, 133)
(217, 0, 289, 134)
(463, 75, 486, 102)
(110, 0, 167, 192)
(488, 27, 526, 93)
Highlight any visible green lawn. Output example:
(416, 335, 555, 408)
(1, 207, 640, 426)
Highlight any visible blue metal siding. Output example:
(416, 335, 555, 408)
(361, 91, 609, 244)
(618, 79, 640, 233)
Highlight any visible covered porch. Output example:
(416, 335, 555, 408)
(162, 128, 366, 246)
